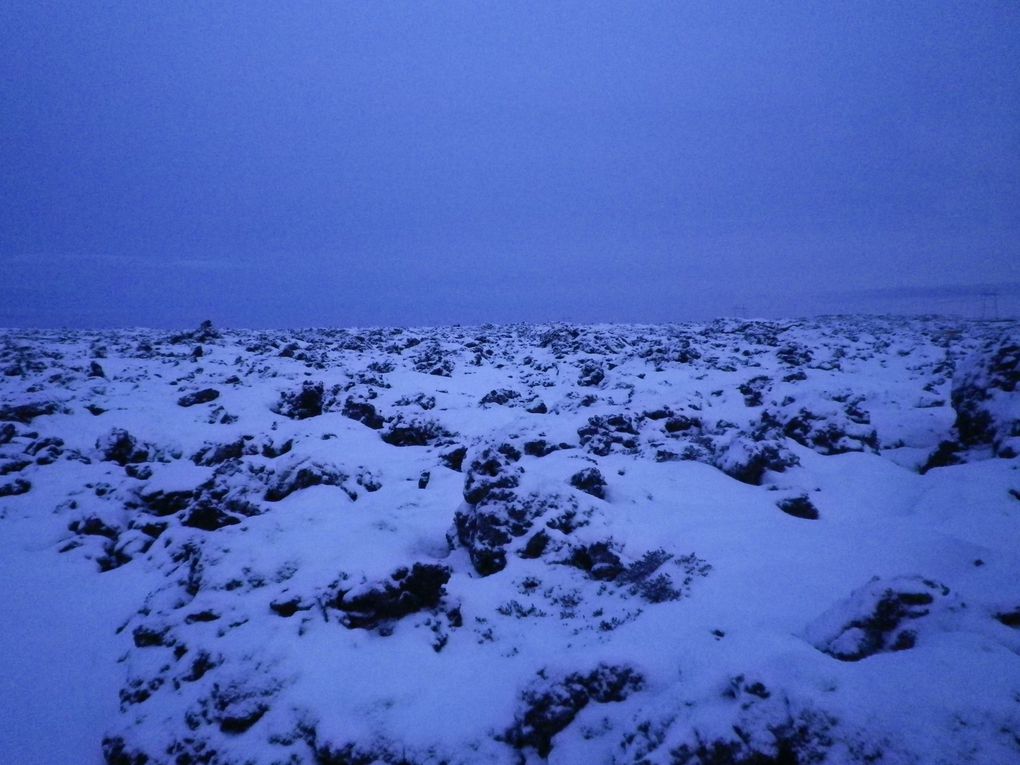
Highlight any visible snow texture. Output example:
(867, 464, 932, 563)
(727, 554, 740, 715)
(1, 316, 1018, 764)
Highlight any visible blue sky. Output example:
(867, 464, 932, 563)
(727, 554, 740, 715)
(2, 1, 1018, 327)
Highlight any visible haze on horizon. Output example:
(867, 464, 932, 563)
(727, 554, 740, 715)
(2, 1, 1018, 328)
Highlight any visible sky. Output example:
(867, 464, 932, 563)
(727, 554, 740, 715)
(2, 1, 1019, 327)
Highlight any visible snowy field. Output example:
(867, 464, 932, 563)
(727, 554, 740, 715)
(0, 317, 1018, 765)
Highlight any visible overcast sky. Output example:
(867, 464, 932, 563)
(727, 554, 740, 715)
(2, 1, 1018, 327)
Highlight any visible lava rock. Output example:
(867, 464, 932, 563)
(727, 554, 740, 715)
(920, 440, 964, 473)
(177, 388, 220, 407)
(805, 576, 951, 661)
(439, 445, 468, 471)
(480, 388, 522, 406)
(264, 461, 354, 502)
(333, 563, 451, 630)
(462, 444, 523, 505)
(738, 375, 772, 407)
(380, 416, 452, 447)
(0, 478, 31, 497)
(577, 361, 606, 387)
(0, 401, 61, 424)
(504, 664, 644, 757)
(578, 414, 641, 456)
(951, 338, 1019, 455)
(181, 503, 242, 531)
(139, 487, 196, 516)
(569, 467, 607, 500)
(68, 515, 119, 538)
(191, 437, 250, 466)
(664, 415, 702, 433)
(96, 428, 151, 466)
(341, 397, 384, 429)
(777, 495, 819, 520)
(566, 541, 624, 581)
(0, 422, 16, 444)
(274, 381, 325, 420)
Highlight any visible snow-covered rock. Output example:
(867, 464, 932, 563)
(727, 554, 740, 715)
(1, 316, 1019, 764)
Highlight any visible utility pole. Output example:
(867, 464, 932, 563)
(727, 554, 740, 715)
(979, 290, 999, 320)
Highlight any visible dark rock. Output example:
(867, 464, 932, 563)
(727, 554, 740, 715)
(96, 428, 150, 466)
(181, 504, 241, 531)
(177, 388, 220, 407)
(439, 445, 467, 471)
(0, 401, 61, 424)
(525, 399, 548, 414)
(140, 488, 196, 516)
(68, 515, 119, 538)
(524, 439, 572, 457)
(455, 447, 554, 575)
(669, 707, 839, 765)
(170, 319, 221, 345)
(380, 416, 452, 447)
(101, 736, 149, 765)
(995, 607, 1020, 628)
(0, 459, 31, 475)
(86, 404, 106, 416)
(578, 414, 641, 456)
(124, 464, 153, 480)
(274, 381, 324, 420)
(524, 439, 557, 457)
(0, 422, 16, 444)
(777, 344, 812, 367)
(807, 576, 950, 661)
(132, 624, 172, 648)
(951, 339, 1019, 455)
(182, 650, 218, 682)
(566, 541, 624, 581)
(264, 461, 354, 502)
(520, 530, 550, 559)
(218, 702, 268, 734)
(184, 610, 220, 624)
(781, 408, 878, 455)
(191, 437, 249, 466)
(920, 440, 963, 473)
(26, 436, 64, 464)
(333, 563, 451, 630)
(569, 467, 607, 500)
(260, 438, 293, 458)
(664, 415, 701, 433)
(341, 397, 384, 430)
(0, 478, 31, 497)
(88, 360, 106, 378)
(413, 345, 454, 377)
(577, 361, 606, 387)
(777, 495, 819, 520)
(504, 664, 643, 757)
(480, 388, 522, 406)
(717, 438, 797, 486)
(269, 597, 312, 618)
(643, 407, 673, 421)
(417, 470, 430, 489)
(454, 498, 529, 575)
(462, 445, 523, 505)
(395, 392, 436, 410)
(738, 375, 772, 407)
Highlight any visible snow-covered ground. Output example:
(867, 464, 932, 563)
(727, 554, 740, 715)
(0, 316, 1018, 765)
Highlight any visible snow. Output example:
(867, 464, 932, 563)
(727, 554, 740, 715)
(0, 316, 1018, 764)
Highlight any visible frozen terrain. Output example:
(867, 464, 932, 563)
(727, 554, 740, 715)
(0, 316, 1018, 765)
